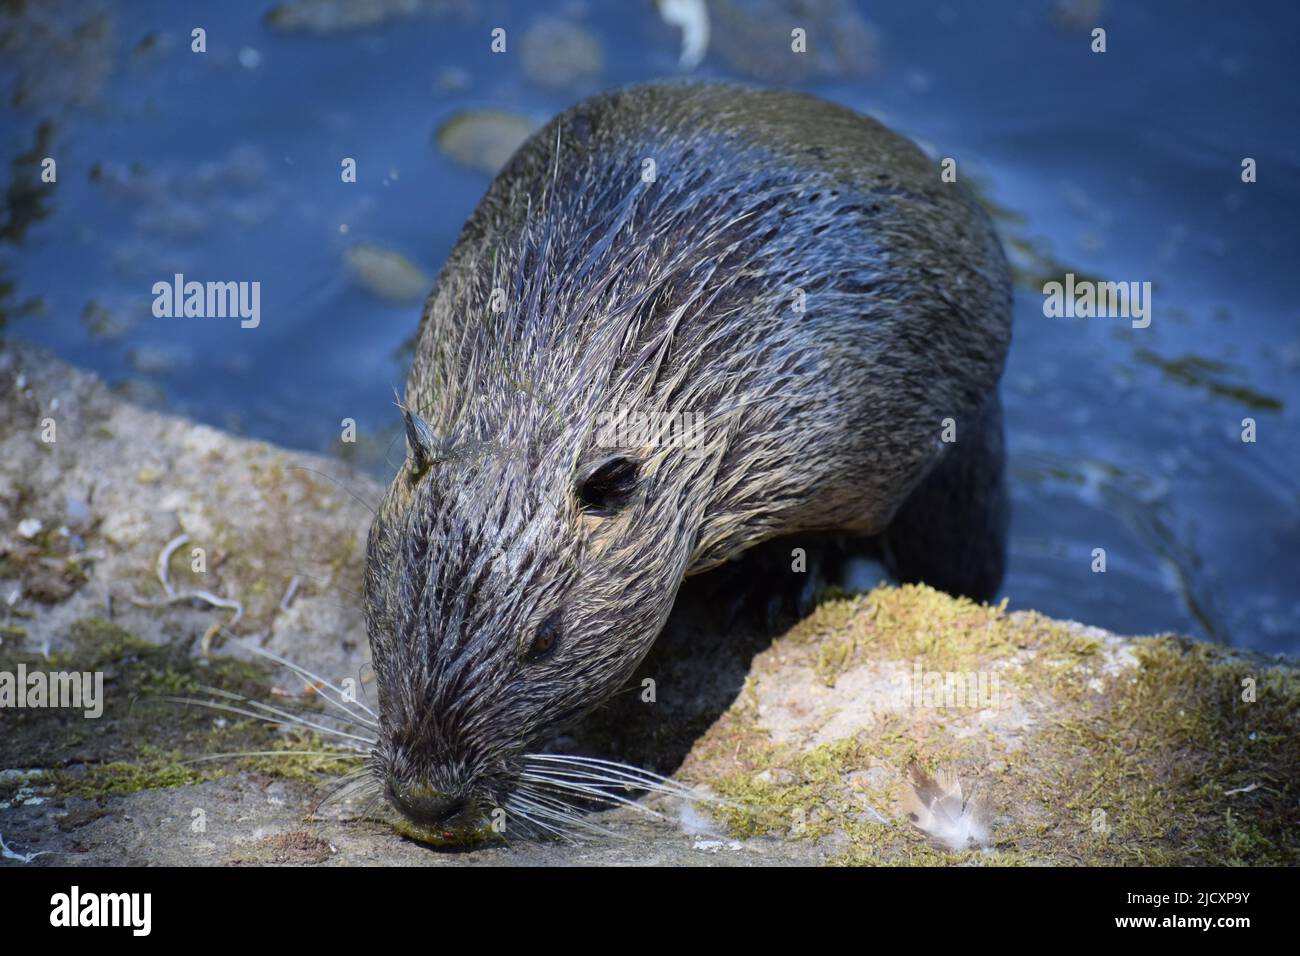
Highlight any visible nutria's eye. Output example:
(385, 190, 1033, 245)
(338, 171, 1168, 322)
(526, 614, 561, 662)
(576, 456, 639, 515)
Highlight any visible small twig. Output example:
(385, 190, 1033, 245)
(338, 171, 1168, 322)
(279, 575, 302, 613)
(128, 589, 243, 626)
(129, 535, 245, 656)
(0, 831, 47, 863)
(156, 533, 190, 598)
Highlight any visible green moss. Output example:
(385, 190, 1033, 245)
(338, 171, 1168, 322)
(61, 616, 268, 697)
(66, 617, 154, 661)
(715, 736, 875, 838)
(5, 616, 365, 809)
(1017, 636, 1300, 865)
(238, 729, 365, 783)
(706, 709, 971, 864)
(787, 585, 1063, 684)
(54, 746, 215, 798)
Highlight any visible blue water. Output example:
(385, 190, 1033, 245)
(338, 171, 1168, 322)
(1, 1, 1296, 652)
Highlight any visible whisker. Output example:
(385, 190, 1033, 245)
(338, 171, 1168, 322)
(287, 465, 377, 517)
(523, 765, 697, 801)
(164, 696, 375, 748)
(510, 785, 578, 819)
(525, 753, 693, 788)
(180, 750, 368, 764)
(188, 686, 377, 745)
(195, 683, 369, 733)
(314, 771, 381, 816)
(503, 796, 579, 844)
(524, 754, 721, 803)
(524, 753, 680, 782)
(216, 631, 379, 722)
(519, 772, 667, 819)
(511, 786, 620, 839)
(352, 789, 389, 825)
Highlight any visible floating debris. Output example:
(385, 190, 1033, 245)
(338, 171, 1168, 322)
(709, 0, 878, 83)
(264, 0, 452, 34)
(435, 110, 538, 175)
(81, 300, 132, 342)
(132, 31, 172, 61)
(521, 18, 604, 90)
(1054, 0, 1106, 30)
(435, 66, 471, 92)
(127, 344, 193, 375)
(1133, 348, 1283, 411)
(345, 244, 432, 304)
(656, 0, 710, 70)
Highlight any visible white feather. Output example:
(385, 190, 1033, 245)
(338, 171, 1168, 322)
(901, 763, 991, 851)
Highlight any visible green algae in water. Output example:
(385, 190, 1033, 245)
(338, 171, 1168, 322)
(1134, 348, 1284, 411)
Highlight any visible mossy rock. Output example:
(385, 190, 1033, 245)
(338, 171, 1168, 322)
(680, 585, 1299, 865)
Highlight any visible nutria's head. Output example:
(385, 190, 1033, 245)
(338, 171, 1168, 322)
(361, 394, 708, 844)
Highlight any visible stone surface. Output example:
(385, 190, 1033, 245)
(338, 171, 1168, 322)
(1, 341, 1296, 867)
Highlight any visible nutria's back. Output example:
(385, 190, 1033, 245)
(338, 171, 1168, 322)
(407, 82, 1010, 566)
(364, 81, 1011, 844)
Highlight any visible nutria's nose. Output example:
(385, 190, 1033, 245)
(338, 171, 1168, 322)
(389, 782, 467, 826)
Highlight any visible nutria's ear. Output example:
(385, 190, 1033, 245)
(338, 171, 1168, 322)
(401, 403, 435, 478)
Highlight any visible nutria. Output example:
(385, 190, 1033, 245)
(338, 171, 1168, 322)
(362, 81, 1011, 844)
